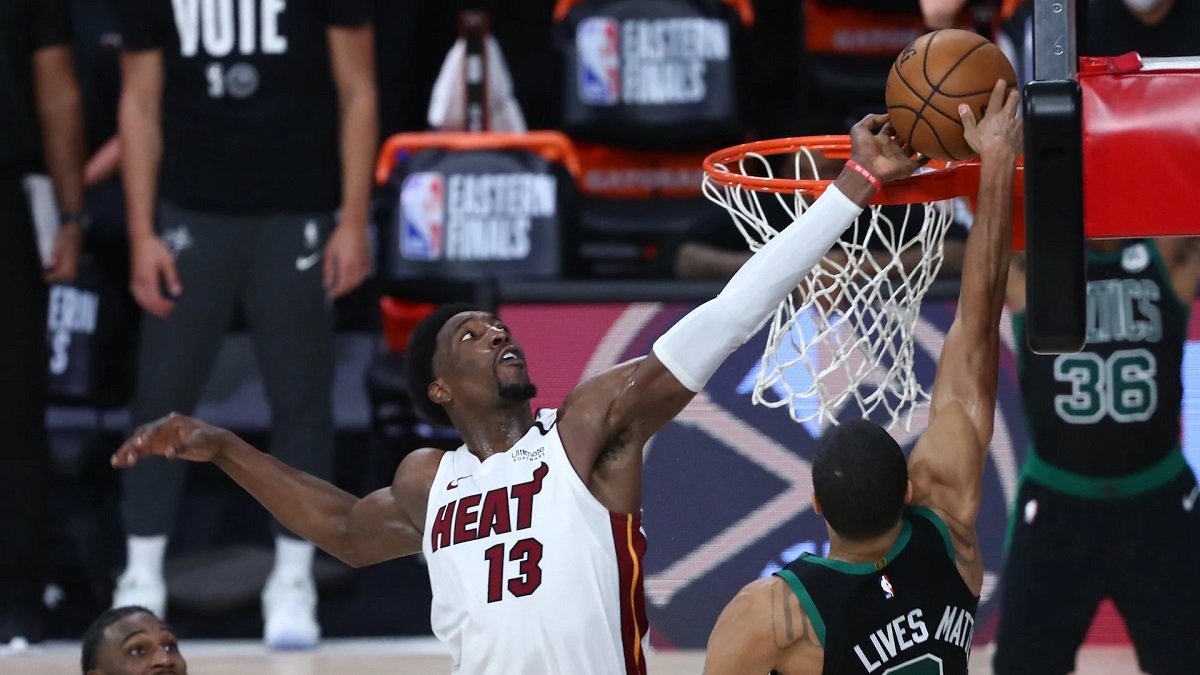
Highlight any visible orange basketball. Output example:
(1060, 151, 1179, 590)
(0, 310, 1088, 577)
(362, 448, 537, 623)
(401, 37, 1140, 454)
(885, 29, 1017, 161)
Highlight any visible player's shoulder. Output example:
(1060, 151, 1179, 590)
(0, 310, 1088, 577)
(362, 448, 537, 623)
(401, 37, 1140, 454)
(719, 577, 780, 642)
(392, 447, 449, 494)
(739, 575, 818, 648)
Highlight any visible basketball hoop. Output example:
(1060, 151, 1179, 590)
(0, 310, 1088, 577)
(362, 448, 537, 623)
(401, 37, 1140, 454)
(702, 136, 985, 431)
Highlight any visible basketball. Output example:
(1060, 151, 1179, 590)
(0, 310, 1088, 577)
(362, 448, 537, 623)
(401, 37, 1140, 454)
(885, 29, 1017, 161)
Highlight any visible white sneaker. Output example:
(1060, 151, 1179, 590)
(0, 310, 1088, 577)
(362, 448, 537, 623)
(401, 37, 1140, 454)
(262, 572, 320, 650)
(112, 570, 167, 618)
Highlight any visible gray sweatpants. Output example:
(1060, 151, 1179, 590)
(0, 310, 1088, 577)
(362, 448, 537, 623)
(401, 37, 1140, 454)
(122, 201, 335, 540)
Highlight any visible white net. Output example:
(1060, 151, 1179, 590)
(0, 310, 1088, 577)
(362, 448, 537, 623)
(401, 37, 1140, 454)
(702, 148, 955, 430)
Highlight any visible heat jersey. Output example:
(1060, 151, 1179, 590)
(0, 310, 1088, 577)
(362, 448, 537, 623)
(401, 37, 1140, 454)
(775, 508, 978, 675)
(422, 409, 649, 675)
(1015, 240, 1188, 478)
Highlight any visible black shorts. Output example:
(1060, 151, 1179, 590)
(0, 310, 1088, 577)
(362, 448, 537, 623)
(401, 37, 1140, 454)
(993, 468, 1200, 675)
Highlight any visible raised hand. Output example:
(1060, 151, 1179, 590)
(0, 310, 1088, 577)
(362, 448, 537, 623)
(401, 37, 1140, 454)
(959, 80, 1022, 159)
(847, 113, 927, 185)
(111, 413, 233, 468)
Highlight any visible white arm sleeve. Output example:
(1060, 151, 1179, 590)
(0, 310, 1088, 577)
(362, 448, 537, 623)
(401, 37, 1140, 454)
(652, 186, 864, 392)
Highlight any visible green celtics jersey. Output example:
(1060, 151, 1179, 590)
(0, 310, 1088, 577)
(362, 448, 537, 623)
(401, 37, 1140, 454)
(1015, 240, 1188, 478)
(775, 509, 977, 675)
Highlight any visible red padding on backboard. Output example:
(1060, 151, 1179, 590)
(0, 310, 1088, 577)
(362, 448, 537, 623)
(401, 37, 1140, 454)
(1079, 54, 1200, 239)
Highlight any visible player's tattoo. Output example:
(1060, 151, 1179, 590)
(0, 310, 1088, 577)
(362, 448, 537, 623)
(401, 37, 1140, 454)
(771, 578, 812, 649)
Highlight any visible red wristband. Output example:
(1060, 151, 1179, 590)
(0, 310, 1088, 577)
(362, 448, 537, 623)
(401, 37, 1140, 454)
(845, 160, 882, 191)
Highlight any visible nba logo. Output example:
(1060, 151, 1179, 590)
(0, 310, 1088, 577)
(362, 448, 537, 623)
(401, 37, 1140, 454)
(880, 574, 895, 599)
(577, 17, 620, 105)
(399, 172, 445, 261)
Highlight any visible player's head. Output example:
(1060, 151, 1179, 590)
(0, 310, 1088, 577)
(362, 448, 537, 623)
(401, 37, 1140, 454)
(407, 303, 537, 427)
(82, 606, 186, 675)
(811, 419, 911, 541)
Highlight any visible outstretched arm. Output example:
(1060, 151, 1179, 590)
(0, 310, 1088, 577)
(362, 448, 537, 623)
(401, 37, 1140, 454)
(557, 116, 927, 510)
(112, 414, 439, 567)
(703, 577, 822, 675)
(908, 81, 1022, 594)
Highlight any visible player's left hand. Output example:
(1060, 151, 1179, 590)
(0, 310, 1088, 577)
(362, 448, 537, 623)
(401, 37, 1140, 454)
(323, 219, 370, 299)
(43, 221, 83, 283)
(111, 412, 234, 468)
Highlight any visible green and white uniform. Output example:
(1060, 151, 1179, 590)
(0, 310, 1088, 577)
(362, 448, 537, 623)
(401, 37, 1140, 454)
(994, 240, 1200, 675)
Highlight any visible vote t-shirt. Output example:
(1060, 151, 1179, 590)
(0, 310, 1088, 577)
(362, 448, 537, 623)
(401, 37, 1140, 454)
(121, 0, 370, 214)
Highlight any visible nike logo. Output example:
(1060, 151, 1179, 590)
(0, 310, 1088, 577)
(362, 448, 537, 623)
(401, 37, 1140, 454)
(1184, 486, 1199, 512)
(295, 252, 321, 271)
(447, 475, 472, 490)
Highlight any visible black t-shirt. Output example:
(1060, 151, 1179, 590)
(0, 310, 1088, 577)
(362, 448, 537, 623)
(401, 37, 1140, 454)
(72, 0, 123, 156)
(1087, 0, 1200, 57)
(0, 0, 72, 171)
(120, 0, 371, 214)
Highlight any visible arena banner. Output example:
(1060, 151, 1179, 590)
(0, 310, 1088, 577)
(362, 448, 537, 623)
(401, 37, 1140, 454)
(501, 301, 1200, 649)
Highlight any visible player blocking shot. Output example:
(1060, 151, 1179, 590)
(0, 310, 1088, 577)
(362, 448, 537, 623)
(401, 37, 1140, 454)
(702, 80, 1022, 675)
(111, 114, 923, 674)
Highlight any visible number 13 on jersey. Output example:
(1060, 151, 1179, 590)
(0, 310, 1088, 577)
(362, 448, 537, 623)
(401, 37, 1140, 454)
(484, 538, 544, 603)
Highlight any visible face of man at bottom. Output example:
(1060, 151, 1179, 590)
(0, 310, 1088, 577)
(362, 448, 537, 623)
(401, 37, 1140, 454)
(88, 613, 187, 675)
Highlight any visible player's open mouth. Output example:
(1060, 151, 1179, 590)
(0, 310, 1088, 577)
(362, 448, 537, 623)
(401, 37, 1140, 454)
(497, 347, 525, 367)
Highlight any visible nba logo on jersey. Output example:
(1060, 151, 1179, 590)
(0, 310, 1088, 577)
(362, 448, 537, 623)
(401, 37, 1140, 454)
(880, 574, 895, 599)
(577, 17, 621, 105)
(399, 172, 445, 261)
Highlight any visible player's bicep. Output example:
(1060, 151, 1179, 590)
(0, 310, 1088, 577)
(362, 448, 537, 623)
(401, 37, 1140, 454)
(909, 403, 988, 527)
(341, 486, 422, 565)
(341, 450, 437, 566)
(560, 355, 696, 462)
(927, 318, 998, 448)
(609, 352, 698, 437)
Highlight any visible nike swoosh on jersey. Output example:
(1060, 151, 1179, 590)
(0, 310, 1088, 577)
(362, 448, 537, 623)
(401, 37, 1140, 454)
(295, 253, 321, 271)
(447, 475, 472, 490)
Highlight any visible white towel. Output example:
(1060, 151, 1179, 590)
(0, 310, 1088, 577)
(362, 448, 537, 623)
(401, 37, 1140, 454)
(428, 35, 527, 133)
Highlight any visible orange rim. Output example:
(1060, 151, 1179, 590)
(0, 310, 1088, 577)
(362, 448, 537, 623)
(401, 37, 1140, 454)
(375, 131, 582, 185)
(703, 135, 1023, 206)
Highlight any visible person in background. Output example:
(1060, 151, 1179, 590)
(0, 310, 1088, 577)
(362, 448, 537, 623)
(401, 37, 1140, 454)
(0, 0, 86, 649)
(81, 606, 187, 675)
(112, 0, 377, 649)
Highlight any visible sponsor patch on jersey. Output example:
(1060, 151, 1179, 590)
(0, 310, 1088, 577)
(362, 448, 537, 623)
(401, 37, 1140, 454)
(511, 446, 546, 462)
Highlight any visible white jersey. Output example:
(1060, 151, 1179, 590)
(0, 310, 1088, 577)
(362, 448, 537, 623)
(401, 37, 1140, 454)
(422, 409, 649, 675)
